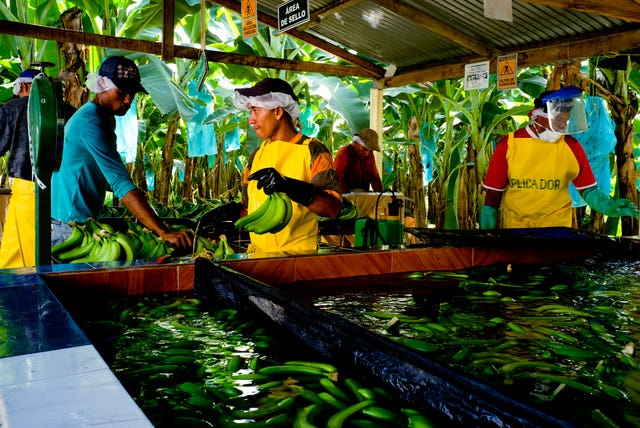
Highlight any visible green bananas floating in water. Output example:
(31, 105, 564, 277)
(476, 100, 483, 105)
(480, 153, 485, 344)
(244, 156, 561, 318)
(234, 192, 293, 235)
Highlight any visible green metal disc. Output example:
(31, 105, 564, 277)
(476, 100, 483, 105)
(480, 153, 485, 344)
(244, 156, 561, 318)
(28, 77, 58, 173)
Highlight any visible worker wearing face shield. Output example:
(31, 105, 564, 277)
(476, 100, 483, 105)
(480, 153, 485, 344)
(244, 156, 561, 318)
(480, 86, 638, 229)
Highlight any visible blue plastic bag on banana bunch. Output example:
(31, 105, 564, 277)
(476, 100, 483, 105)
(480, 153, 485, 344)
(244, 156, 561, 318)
(115, 102, 139, 163)
(300, 107, 319, 137)
(420, 122, 437, 185)
(568, 96, 616, 207)
(187, 80, 217, 158)
(207, 118, 241, 169)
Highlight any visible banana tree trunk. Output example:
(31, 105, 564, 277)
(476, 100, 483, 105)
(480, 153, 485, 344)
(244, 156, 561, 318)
(132, 142, 147, 192)
(155, 118, 178, 204)
(58, 6, 88, 109)
(182, 156, 196, 201)
(210, 134, 226, 198)
(406, 144, 427, 227)
(613, 108, 639, 235)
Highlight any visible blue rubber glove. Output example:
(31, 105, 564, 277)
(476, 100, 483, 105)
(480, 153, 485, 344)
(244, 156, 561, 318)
(582, 187, 639, 218)
(480, 205, 499, 229)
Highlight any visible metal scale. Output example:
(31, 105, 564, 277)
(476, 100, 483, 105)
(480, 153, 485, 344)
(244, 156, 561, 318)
(27, 62, 66, 265)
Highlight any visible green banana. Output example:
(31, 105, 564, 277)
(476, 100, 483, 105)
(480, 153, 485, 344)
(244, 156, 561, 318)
(361, 406, 403, 422)
(251, 193, 286, 234)
(128, 232, 143, 255)
(319, 377, 350, 402)
(51, 222, 85, 256)
(105, 238, 122, 261)
(222, 234, 234, 256)
(113, 232, 135, 261)
(267, 193, 293, 234)
(338, 200, 360, 221)
(235, 195, 273, 230)
(317, 391, 348, 410)
(71, 237, 111, 263)
(293, 403, 322, 428)
(258, 364, 330, 377)
(214, 239, 225, 259)
(57, 230, 96, 262)
(327, 400, 375, 428)
(137, 232, 158, 259)
(283, 360, 338, 373)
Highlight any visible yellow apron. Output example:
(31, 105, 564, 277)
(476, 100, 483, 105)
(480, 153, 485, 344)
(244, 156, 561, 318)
(0, 178, 35, 267)
(247, 138, 318, 254)
(502, 134, 579, 228)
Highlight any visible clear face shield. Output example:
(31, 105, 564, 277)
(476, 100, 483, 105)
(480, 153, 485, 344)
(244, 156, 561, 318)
(542, 87, 588, 134)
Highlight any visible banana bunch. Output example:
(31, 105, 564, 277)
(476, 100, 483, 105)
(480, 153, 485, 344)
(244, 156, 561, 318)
(318, 199, 360, 222)
(337, 199, 360, 221)
(234, 192, 293, 235)
(52, 219, 174, 263)
(214, 234, 234, 259)
(193, 234, 235, 260)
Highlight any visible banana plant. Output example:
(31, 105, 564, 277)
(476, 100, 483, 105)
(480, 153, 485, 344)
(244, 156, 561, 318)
(590, 55, 640, 235)
(0, 0, 62, 98)
(443, 76, 537, 229)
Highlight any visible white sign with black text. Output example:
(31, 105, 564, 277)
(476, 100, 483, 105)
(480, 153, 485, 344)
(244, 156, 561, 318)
(464, 61, 490, 91)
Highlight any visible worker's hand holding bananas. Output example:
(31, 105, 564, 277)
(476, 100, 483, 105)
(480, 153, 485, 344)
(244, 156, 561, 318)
(249, 167, 315, 206)
(159, 229, 192, 251)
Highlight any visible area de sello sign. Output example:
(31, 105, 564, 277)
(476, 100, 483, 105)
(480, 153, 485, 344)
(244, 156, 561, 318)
(278, 0, 310, 33)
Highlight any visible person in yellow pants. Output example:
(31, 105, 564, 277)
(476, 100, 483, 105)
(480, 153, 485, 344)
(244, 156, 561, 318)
(0, 69, 40, 268)
(0, 178, 35, 267)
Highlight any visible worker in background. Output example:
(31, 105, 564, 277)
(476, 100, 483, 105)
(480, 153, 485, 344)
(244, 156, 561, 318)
(480, 86, 638, 229)
(0, 69, 42, 267)
(233, 77, 342, 254)
(50, 56, 192, 251)
(334, 128, 383, 193)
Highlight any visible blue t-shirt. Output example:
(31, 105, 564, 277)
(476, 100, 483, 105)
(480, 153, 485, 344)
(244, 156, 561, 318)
(51, 101, 136, 223)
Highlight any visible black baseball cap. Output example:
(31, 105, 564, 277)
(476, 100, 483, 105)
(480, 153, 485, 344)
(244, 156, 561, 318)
(235, 78, 298, 101)
(99, 56, 148, 94)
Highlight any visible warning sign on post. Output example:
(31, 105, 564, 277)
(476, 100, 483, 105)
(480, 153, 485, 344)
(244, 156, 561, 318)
(242, 0, 257, 39)
(278, 0, 309, 33)
(497, 54, 517, 90)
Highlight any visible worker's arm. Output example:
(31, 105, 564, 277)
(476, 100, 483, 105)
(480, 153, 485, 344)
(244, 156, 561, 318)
(121, 188, 192, 250)
(581, 186, 639, 218)
(307, 190, 342, 219)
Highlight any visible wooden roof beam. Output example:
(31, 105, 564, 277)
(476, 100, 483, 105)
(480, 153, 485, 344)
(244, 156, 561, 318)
(519, 0, 640, 23)
(381, 27, 640, 87)
(0, 20, 377, 78)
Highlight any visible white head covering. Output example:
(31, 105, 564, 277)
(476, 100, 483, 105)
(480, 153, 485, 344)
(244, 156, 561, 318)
(13, 69, 42, 96)
(529, 108, 548, 120)
(232, 91, 300, 121)
(85, 71, 118, 94)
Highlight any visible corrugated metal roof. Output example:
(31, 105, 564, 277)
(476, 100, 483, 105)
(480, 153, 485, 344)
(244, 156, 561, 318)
(1, 0, 638, 87)
(246, 0, 640, 86)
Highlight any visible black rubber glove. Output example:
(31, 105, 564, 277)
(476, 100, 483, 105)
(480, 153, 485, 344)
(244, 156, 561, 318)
(248, 167, 315, 205)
